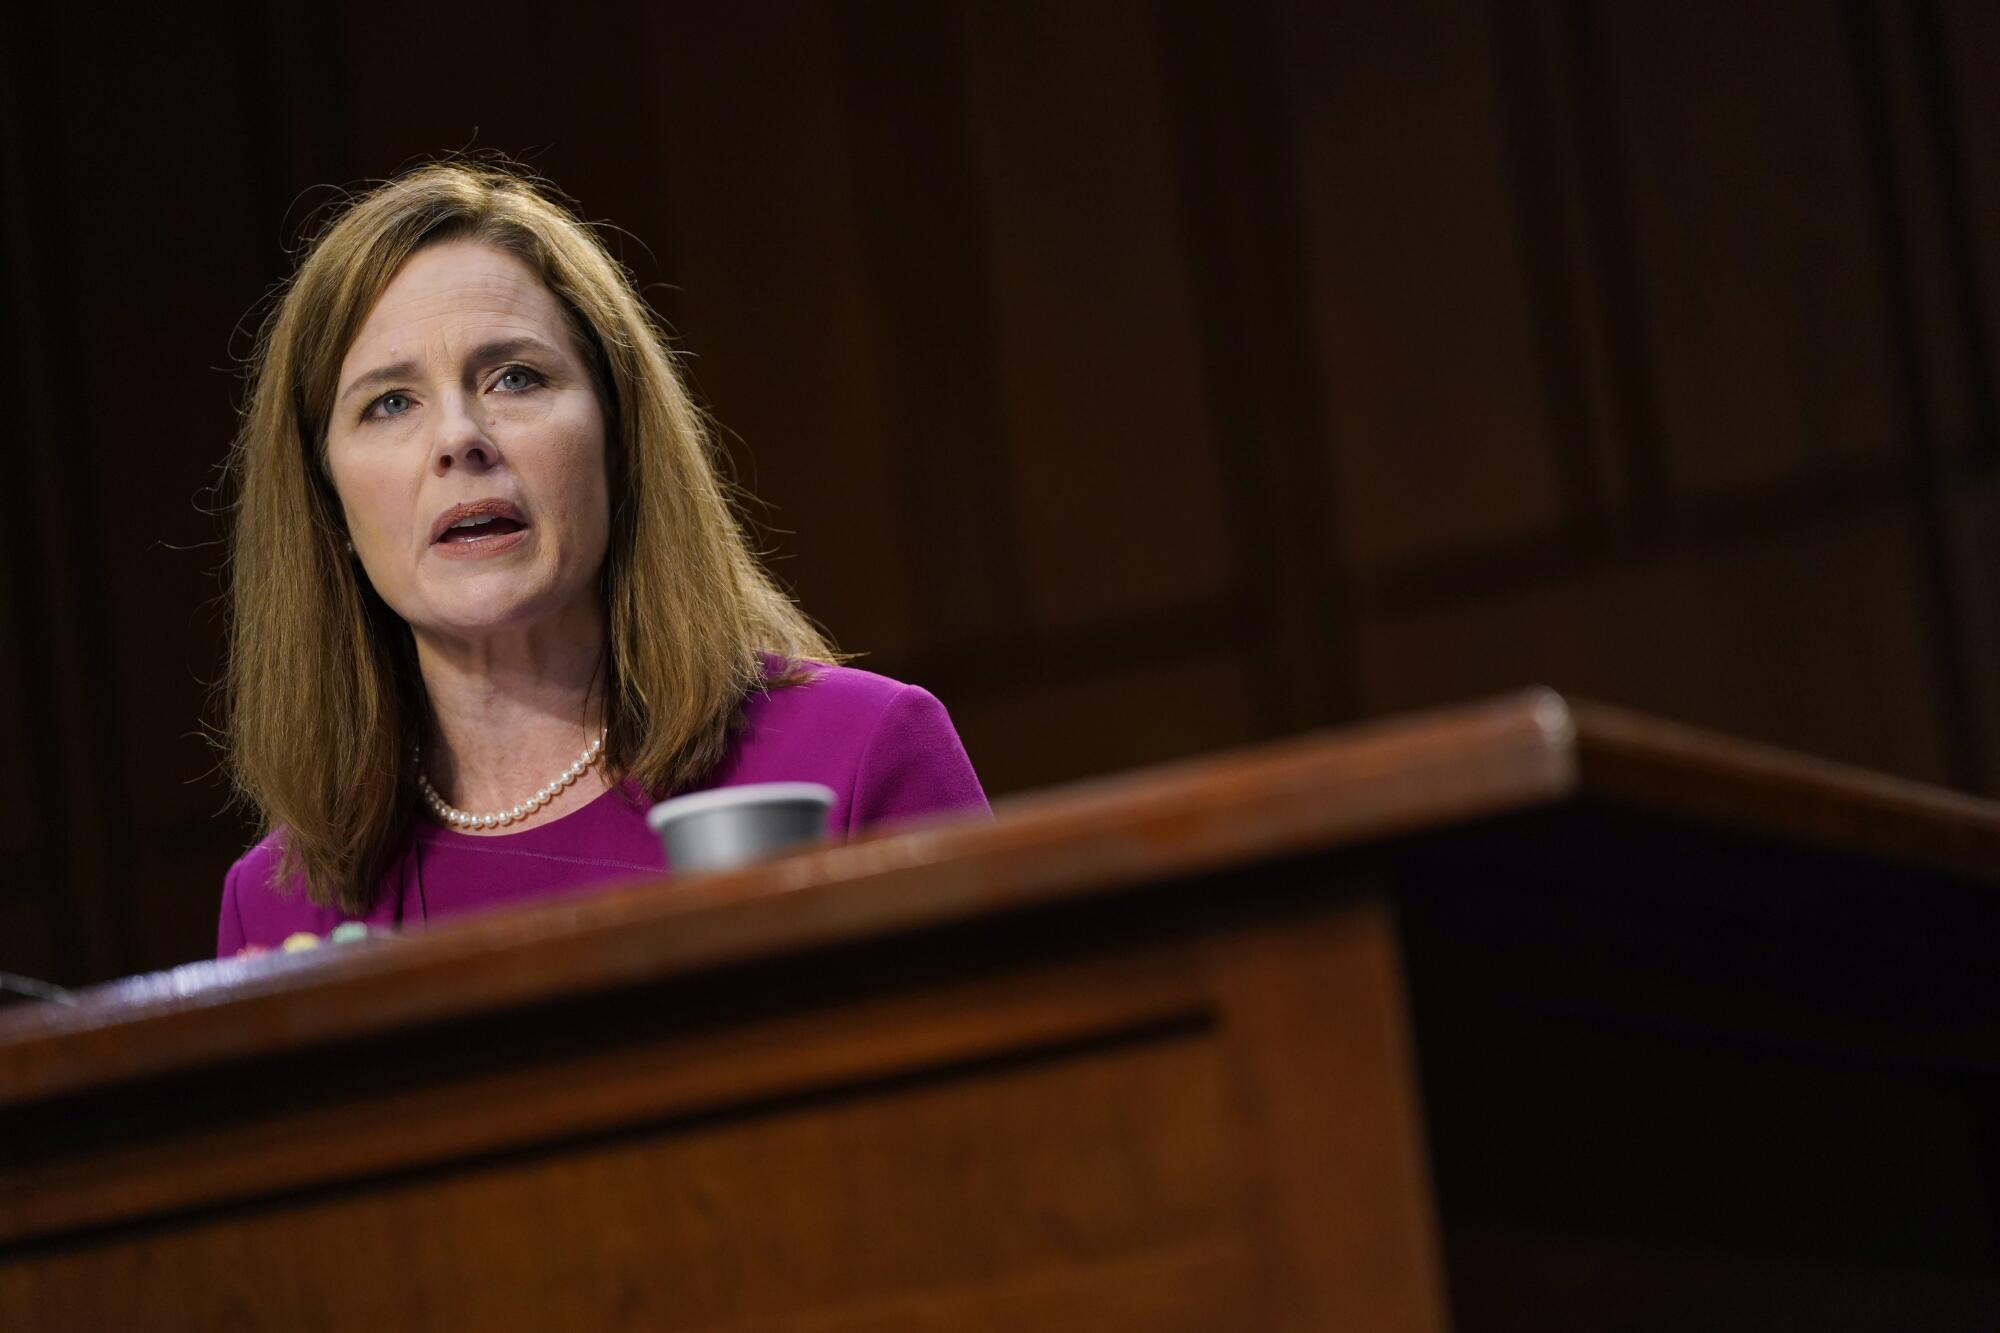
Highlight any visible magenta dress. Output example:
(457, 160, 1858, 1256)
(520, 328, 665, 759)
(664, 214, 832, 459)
(216, 663, 988, 955)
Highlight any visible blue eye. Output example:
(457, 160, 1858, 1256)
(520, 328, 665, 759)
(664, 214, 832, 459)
(497, 367, 540, 392)
(373, 392, 411, 418)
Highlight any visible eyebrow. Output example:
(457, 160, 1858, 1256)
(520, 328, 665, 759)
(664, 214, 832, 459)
(337, 335, 568, 407)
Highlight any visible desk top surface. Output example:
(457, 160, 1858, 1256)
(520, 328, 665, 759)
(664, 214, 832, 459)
(4, 691, 1995, 1107)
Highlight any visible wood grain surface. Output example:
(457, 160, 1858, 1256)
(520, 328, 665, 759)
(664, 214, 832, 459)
(4, 688, 1996, 1111)
(5, 694, 1996, 1330)
(0, 688, 1575, 1107)
(1, 862, 1449, 1330)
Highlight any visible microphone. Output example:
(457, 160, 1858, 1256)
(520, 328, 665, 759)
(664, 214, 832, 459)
(0, 971, 76, 1007)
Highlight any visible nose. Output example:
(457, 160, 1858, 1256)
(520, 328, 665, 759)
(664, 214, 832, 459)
(430, 392, 500, 475)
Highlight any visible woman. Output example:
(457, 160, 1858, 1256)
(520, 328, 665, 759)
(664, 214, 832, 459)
(216, 161, 986, 954)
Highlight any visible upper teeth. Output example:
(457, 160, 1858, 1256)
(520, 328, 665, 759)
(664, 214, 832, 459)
(452, 515, 496, 528)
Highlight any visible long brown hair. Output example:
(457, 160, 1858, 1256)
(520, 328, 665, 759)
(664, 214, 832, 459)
(223, 160, 837, 912)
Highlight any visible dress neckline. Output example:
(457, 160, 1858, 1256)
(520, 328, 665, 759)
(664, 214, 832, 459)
(413, 777, 649, 847)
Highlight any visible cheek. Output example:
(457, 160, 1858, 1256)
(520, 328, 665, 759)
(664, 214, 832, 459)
(556, 458, 613, 561)
(549, 414, 612, 547)
(327, 449, 412, 546)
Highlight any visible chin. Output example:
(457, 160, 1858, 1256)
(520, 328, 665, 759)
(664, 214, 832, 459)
(403, 578, 570, 638)
(442, 596, 562, 634)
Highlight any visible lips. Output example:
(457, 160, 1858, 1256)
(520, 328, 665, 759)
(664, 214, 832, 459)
(430, 498, 529, 545)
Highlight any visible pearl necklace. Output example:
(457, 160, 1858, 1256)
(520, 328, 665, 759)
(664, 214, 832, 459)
(416, 728, 608, 830)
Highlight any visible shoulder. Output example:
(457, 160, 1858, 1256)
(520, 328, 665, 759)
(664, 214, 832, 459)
(747, 661, 970, 764)
(735, 661, 936, 766)
(222, 830, 289, 901)
(217, 829, 340, 956)
(726, 660, 989, 832)
(753, 659, 919, 724)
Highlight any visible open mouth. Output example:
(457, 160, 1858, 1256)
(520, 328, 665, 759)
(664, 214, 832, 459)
(437, 514, 527, 544)
(430, 499, 531, 547)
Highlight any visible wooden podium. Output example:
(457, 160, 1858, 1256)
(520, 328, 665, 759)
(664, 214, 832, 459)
(3, 693, 1997, 1331)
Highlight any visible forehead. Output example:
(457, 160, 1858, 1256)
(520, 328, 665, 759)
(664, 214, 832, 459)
(340, 239, 573, 373)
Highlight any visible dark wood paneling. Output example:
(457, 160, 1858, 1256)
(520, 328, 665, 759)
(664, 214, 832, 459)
(1487, 0, 1628, 530)
(1275, 0, 1571, 571)
(0, 501, 30, 875)
(828, 1, 1031, 661)
(44, 11, 269, 835)
(1152, 0, 1356, 737)
(950, 650, 1257, 796)
(3, 2, 143, 983)
(1359, 504, 1953, 782)
(1842, 0, 1986, 789)
(0, 191, 38, 885)
(8, 0, 2000, 986)
(1876, 0, 1987, 467)
(333, 0, 664, 215)
(0, 1, 70, 987)
(1938, 0, 2000, 464)
(1595, 2, 1900, 498)
(1944, 474, 2000, 806)
(958, 1, 1235, 637)
(21, 8, 312, 982)
(638, 6, 917, 663)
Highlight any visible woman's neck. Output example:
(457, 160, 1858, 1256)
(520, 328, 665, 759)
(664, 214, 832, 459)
(412, 608, 613, 833)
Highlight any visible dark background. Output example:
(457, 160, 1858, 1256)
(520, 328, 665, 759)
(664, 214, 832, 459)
(3, 0, 1997, 986)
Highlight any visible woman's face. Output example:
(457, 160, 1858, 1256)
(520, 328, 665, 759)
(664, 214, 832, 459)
(325, 240, 611, 645)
